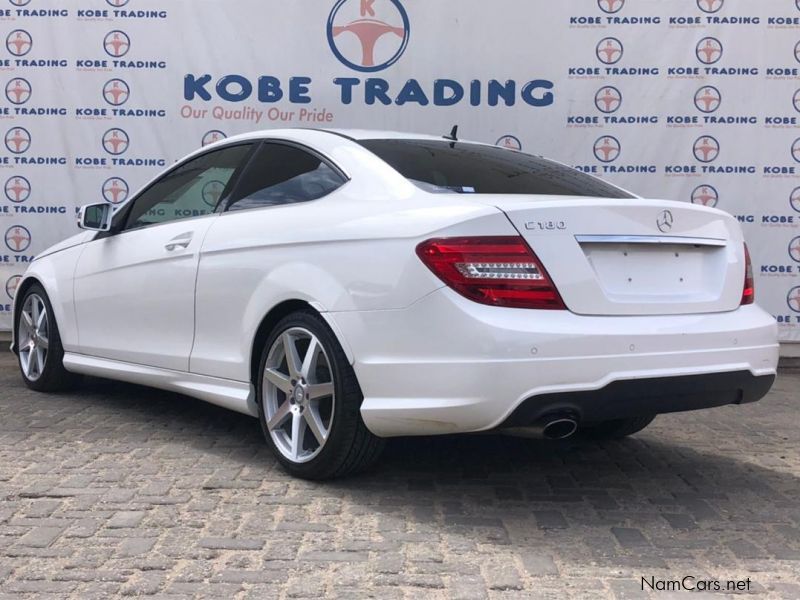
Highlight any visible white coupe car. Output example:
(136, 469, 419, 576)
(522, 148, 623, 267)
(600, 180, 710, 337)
(12, 128, 778, 479)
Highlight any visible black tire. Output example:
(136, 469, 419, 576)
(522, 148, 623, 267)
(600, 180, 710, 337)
(581, 415, 656, 440)
(15, 283, 81, 392)
(256, 310, 384, 479)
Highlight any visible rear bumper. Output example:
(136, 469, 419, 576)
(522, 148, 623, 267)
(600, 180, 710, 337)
(329, 288, 779, 437)
(499, 371, 775, 428)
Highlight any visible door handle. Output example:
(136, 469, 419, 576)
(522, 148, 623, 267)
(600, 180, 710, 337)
(164, 233, 193, 251)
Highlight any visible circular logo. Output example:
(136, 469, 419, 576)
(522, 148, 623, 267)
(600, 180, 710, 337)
(106, 0, 130, 6)
(694, 86, 721, 113)
(4, 225, 31, 253)
(790, 187, 800, 213)
(202, 180, 226, 207)
(103, 30, 130, 58)
(5, 29, 32, 57)
(595, 86, 622, 113)
(4, 175, 31, 203)
(792, 138, 800, 164)
(103, 78, 130, 106)
(788, 286, 800, 313)
(696, 37, 723, 65)
(5, 274, 22, 301)
(793, 89, 800, 114)
(102, 128, 129, 155)
(697, 0, 723, 13)
(790, 236, 800, 263)
(496, 135, 522, 151)
(5, 77, 31, 105)
(4, 127, 31, 154)
(691, 184, 719, 207)
(657, 210, 674, 233)
(593, 136, 621, 163)
(201, 130, 226, 147)
(597, 0, 624, 14)
(693, 135, 720, 163)
(596, 37, 623, 65)
(795, 41, 800, 64)
(101, 177, 129, 204)
(327, 0, 410, 73)
(9, 0, 32, 7)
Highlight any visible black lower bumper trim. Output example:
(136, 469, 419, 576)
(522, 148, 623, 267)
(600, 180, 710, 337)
(499, 370, 775, 428)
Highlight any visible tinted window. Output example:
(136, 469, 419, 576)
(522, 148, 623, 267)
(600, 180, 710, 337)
(226, 143, 345, 211)
(358, 139, 634, 198)
(124, 144, 252, 230)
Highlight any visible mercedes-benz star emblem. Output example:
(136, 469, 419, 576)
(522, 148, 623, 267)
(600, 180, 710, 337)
(657, 209, 674, 233)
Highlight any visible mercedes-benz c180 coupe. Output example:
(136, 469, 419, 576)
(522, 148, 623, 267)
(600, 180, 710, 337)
(12, 129, 778, 479)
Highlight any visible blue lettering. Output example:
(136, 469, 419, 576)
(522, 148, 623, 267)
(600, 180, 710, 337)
(434, 79, 464, 106)
(217, 74, 252, 102)
(289, 77, 311, 104)
(257, 76, 283, 102)
(365, 79, 391, 105)
(184, 74, 212, 101)
(521, 80, 554, 107)
(395, 79, 429, 106)
(487, 80, 515, 107)
(333, 77, 359, 104)
(470, 80, 481, 106)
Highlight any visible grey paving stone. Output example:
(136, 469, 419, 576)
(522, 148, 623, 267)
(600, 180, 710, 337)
(0, 351, 797, 598)
(107, 511, 146, 529)
(17, 526, 63, 548)
(611, 527, 650, 549)
(198, 537, 264, 550)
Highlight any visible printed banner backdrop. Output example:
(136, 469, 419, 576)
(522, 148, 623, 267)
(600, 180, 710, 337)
(1, 0, 799, 346)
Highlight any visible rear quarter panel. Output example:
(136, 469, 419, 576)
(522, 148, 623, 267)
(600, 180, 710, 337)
(190, 184, 514, 382)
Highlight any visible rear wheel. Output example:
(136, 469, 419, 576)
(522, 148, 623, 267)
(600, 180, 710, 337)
(16, 284, 81, 392)
(581, 415, 656, 440)
(256, 310, 384, 479)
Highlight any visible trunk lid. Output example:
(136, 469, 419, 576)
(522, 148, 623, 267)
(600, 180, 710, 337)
(478, 196, 745, 316)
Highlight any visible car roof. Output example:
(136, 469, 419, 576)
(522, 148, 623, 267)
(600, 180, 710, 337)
(325, 129, 455, 142)
(212, 127, 485, 147)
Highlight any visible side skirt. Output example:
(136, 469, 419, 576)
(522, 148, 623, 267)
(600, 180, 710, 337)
(62, 352, 258, 417)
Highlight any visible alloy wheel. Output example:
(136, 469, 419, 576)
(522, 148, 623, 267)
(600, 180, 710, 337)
(263, 327, 335, 463)
(18, 293, 49, 381)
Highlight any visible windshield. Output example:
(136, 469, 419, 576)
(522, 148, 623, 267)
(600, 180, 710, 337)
(358, 139, 635, 199)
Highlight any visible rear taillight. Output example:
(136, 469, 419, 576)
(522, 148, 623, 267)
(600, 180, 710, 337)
(416, 236, 566, 309)
(741, 243, 754, 305)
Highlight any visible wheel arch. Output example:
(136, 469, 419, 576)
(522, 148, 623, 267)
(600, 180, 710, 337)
(248, 299, 355, 391)
(10, 275, 45, 354)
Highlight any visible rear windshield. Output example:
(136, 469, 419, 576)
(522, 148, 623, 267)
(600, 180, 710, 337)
(358, 139, 634, 198)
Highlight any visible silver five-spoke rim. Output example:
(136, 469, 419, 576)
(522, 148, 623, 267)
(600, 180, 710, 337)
(18, 293, 49, 382)
(263, 327, 335, 463)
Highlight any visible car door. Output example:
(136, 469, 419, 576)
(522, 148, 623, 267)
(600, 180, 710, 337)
(73, 143, 254, 371)
(190, 141, 348, 380)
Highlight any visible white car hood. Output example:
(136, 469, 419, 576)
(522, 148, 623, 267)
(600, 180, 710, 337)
(35, 231, 95, 261)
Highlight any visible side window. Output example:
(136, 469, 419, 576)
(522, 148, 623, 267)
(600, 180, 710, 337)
(124, 144, 253, 230)
(226, 143, 345, 212)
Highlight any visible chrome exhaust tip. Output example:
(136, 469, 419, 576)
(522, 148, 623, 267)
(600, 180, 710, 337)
(541, 417, 578, 440)
(500, 413, 579, 440)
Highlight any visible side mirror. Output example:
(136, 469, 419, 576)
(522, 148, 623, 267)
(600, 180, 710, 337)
(78, 203, 113, 232)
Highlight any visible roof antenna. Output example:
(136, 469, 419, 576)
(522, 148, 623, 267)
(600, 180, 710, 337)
(444, 125, 458, 142)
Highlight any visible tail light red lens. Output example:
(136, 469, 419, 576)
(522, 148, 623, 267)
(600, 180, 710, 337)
(416, 236, 566, 309)
(741, 243, 754, 305)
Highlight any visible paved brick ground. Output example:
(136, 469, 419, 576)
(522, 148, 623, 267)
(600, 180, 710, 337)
(0, 349, 798, 599)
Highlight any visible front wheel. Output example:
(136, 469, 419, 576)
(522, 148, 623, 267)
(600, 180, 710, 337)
(581, 415, 656, 440)
(16, 284, 81, 392)
(256, 310, 384, 479)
